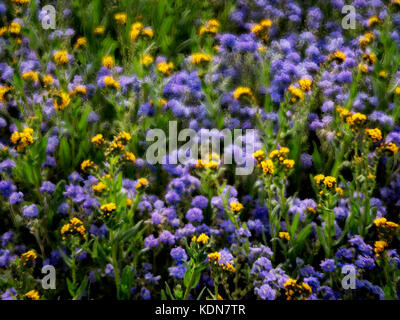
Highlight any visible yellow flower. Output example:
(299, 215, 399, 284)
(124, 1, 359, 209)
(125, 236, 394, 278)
(362, 53, 376, 65)
(288, 85, 303, 102)
(196, 233, 209, 244)
(61, 218, 86, 240)
(114, 13, 127, 24)
(346, 112, 367, 127)
(53, 91, 71, 110)
(299, 78, 312, 91)
(157, 61, 174, 75)
(92, 182, 107, 193)
(136, 178, 149, 189)
(42, 74, 54, 85)
(53, 50, 69, 65)
(141, 54, 154, 66)
(22, 71, 39, 82)
(365, 128, 382, 143)
(81, 159, 94, 171)
(230, 201, 244, 212)
(368, 16, 380, 27)
(191, 52, 212, 65)
(381, 142, 399, 155)
(23, 290, 40, 300)
(199, 19, 219, 35)
(0, 86, 12, 102)
(253, 150, 266, 163)
(330, 50, 346, 64)
(20, 250, 37, 264)
(313, 174, 325, 184)
(359, 63, 368, 73)
(283, 159, 295, 170)
(10, 128, 34, 152)
(94, 26, 105, 35)
(395, 86, 400, 95)
(374, 240, 387, 257)
(74, 37, 87, 49)
(279, 232, 290, 240)
(323, 176, 336, 188)
(208, 251, 221, 262)
(130, 22, 143, 41)
(123, 152, 136, 163)
(100, 203, 116, 218)
(379, 71, 387, 79)
(103, 75, 120, 89)
(126, 198, 132, 207)
(8, 21, 21, 34)
(142, 27, 154, 39)
(102, 55, 114, 69)
(233, 87, 254, 101)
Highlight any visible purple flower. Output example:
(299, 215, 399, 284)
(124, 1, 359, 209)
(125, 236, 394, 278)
(22, 204, 39, 218)
(320, 259, 335, 272)
(186, 208, 203, 223)
(170, 247, 188, 263)
(255, 284, 276, 300)
(40, 181, 56, 194)
(191, 195, 208, 209)
(9, 192, 23, 205)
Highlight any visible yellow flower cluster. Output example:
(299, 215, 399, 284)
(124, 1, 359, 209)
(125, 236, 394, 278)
(196, 153, 220, 170)
(70, 85, 87, 96)
(94, 26, 105, 35)
(208, 251, 235, 272)
(380, 142, 399, 155)
(123, 152, 136, 164)
(191, 53, 212, 65)
(288, 85, 304, 103)
(22, 71, 39, 82)
(53, 91, 71, 110)
(157, 61, 174, 75)
(20, 250, 37, 266)
(233, 87, 255, 101)
(141, 54, 154, 66)
(61, 218, 86, 241)
(253, 150, 266, 163)
(92, 182, 107, 193)
(374, 240, 387, 258)
(365, 128, 382, 143)
(74, 37, 87, 49)
(130, 22, 154, 41)
(199, 19, 220, 35)
(359, 32, 375, 49)
(368, 16, 380, 28)
(102, 55, 114, 69)
(314, 174, 338, 190)
(11, 0, 30, 4)
(251, 19, 272, 42)
(346, 112, 367, 127)
(81, 159, 94, 171)
(374, 217, 399, 240)
(108, 131, 131, 152)
(298, 78, 312, 92)
(103, 75, 120, 89)
(362, 53, 376, 65)
(230, 201, 244, 212)
(53, 50, 69, 65)
(114, 13, 127, 24)
(136, 178, 149, 189)
(91, 134, 105, 146)
(283, 278, 312, 300)
(100, 203, 117, 217)
(10, 127, 34, 152)
(279, 232, 290, 240)
(192, 233, 209, 244)
(23, 290, 40, 300)
(8, 21, 21, 34)
(329, 50, 346, 64)
(0, 86, 12, 102)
